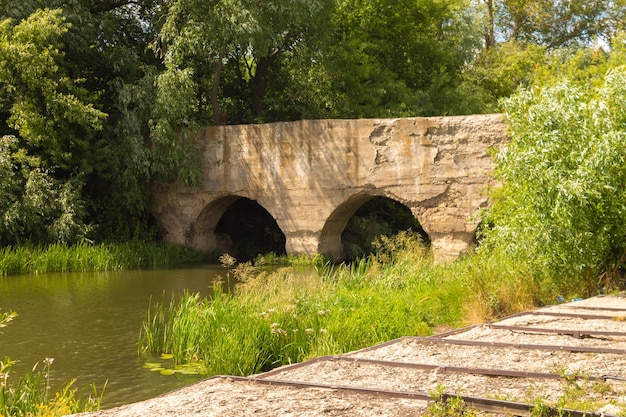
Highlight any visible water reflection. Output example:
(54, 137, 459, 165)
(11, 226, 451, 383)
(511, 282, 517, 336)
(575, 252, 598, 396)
(0, 266, 228, 408)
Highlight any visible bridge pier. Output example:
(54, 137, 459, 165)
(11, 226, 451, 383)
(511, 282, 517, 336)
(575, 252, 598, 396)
(429, 232, 477, 262)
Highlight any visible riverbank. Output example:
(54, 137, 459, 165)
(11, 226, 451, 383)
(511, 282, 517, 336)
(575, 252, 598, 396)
(74, 294, 626, 417)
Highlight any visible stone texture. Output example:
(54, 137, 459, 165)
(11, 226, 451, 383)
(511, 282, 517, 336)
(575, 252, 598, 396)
(152, 114, 509, 261)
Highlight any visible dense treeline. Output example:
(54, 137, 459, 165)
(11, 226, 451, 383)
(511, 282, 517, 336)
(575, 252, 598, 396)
(0, 0, 624, 281)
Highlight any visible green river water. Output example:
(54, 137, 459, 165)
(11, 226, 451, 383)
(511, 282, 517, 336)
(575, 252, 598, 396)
(0, 266, 227, 408)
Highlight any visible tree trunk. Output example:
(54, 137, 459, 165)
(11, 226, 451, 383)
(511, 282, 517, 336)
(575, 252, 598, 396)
(485, 0, 495, 48)
(252, 51, 278, 118)
(211, 55, 223, 125)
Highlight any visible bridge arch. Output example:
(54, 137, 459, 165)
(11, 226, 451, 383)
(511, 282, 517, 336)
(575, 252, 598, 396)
(188, 195, 286, 261)
(318, 192, 429, 261)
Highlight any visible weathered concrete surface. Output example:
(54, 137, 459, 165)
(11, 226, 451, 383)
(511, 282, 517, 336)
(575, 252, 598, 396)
(152, 114, 508, 260)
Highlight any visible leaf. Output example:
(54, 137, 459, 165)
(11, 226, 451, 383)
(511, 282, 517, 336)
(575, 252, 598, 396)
(143, 362, 163, 369)
(159, 369, 176, 376)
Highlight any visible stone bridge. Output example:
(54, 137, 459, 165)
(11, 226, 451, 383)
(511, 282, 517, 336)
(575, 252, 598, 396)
(152, 114, 508, 261)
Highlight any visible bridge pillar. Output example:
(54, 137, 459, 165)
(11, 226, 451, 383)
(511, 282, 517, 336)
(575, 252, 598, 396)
(429, 232, 476, 262)
(283, 232, 320, 256)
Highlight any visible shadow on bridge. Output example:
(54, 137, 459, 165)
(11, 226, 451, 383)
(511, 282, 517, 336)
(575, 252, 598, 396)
(201, 194, 429, 263)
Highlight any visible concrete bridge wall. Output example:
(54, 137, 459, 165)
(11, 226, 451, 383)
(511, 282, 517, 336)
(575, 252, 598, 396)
(152, 114, 509, 261)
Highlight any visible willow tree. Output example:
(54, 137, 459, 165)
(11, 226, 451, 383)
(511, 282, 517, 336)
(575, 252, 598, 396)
(149, 0, 334, 185)
(325, 0, 486, 117)
(481, 67, 626, 291)
(154, 0, 333, 126)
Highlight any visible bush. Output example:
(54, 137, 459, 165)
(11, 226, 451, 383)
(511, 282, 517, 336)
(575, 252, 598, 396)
(481, 67, 626, 289)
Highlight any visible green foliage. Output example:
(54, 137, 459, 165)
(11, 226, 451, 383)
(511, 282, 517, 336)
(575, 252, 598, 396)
(492, 0, 623, 48)
(0, 136, 90, 246)
(342, 198, 429, 259)
(0, 8, 106, 170)
(0, 357, 103, 417)
(0, 309, 16, 330)
(0, 8, 104, 246)
(462, 41, 548, 107)
(426, 386, 479, 417)
(155, 0, 335, 125)
(482, 67, 626, 288)
(325, 0, 487, 117)
(149, 68, 201, 185)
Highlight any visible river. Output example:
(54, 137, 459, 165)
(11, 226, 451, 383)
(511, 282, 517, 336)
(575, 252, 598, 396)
(0, 266, 229, 408)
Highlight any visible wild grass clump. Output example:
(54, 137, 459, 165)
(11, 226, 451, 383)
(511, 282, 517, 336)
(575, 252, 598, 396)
(1, 312, 104, 417)
(0, 241, 213, 275)
(252, 252, 327, 267)
(0, 357, 104, 417)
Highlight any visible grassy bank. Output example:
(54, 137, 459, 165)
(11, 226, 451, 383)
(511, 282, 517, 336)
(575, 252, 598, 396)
(139, 232, 597, 377)
(0, 241, 214, 276)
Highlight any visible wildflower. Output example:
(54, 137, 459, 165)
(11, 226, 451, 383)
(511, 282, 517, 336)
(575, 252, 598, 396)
(271, 327, 287, 336)
(270, 323, 286, 336)
(319, 328, 328, 334)
(267, 308, 277, 314)
(43, 358, 54, 366)
(219, 253, 236, 267)
(305, 328, 314, 335)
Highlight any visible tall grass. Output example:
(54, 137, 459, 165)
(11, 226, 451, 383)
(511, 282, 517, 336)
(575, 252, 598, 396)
(0, 241, 213, 276)
(140, 231, 585, 378)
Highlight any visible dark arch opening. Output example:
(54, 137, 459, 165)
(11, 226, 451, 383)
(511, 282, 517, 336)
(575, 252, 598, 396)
(214, 197, 286, 262)
(341, 196, 429, 260)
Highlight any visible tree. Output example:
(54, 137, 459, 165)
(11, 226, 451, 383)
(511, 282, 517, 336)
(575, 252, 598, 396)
(481, 66, 626, 289)
(149, 0, 335, 185)
(155, 0, 334, 125)
(0, 2, 166, 244)
(326, 0, 486, 117)
(491, 0, 625, 48)
(0, 9, 103, 244)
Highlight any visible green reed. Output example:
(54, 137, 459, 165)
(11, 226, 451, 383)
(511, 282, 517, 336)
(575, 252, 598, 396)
(0, 241, 213, 275)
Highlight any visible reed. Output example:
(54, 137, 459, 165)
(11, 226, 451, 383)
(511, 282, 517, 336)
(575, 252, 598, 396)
(0, 241, 213, 275)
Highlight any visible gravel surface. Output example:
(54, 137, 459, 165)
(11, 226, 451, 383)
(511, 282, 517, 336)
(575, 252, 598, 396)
(75, 377, 431, 417)
(347, 337, 626, 377)
(263, 358, 570, 403)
